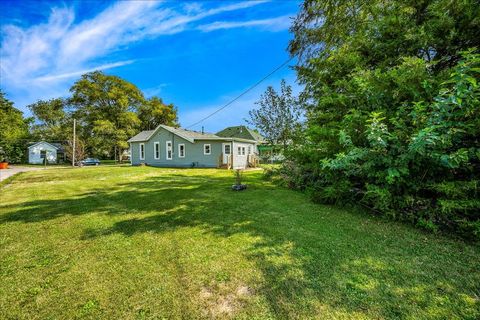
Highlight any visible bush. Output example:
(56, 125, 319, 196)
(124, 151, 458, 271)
(284, 52, 480, 240)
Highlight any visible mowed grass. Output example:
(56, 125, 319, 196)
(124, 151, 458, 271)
(0, 167, 479, 319)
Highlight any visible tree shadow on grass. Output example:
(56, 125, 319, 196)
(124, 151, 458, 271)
(1, 171, 479, 318)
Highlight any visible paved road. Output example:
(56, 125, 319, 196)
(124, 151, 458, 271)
(0, 166, 45, 182)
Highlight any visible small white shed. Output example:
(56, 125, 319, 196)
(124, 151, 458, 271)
(28, 141, 63, 164)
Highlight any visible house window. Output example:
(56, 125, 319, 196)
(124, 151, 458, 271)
(139, 143, 145, 160)
(237, 147, 242, 155)
(204, 144, 211, 155)
(248, 146, 251, 154)
(242, 147, 246, 155)
(154, 142, 160, 159)
(178, 144, 185, 158)
(224, 144, 231, 154)
(40, 150, 47, 159)
(166, 141, 172, 160)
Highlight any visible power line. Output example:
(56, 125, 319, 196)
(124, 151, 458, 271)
(184, 56, 295, 129)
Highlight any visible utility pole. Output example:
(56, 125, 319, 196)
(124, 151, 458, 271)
(72, 118, 76, 167)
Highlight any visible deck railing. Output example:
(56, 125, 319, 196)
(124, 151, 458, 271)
(218, 153, 233, 169)
(247, 154, 259, 168)
(218, 153, 258, 169)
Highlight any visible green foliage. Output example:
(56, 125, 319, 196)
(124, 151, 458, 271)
(138, 96, 178, 130)
(0, 89, 31, 162)
(69, 71, 144, 159)
(315, 53, 479, 238)
(3, 72, 179, 161)
(248, 79, 302, 152)
(27, 98, 69, 141)
(287, 0, 480, 239)
(234, 169, 243, 185)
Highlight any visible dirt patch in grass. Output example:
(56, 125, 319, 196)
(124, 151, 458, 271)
(200, 284, 254, 318)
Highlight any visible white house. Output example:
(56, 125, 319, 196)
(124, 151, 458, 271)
(28, 141, 65, 164)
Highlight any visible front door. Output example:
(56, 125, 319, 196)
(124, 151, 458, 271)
(222, 143, 231, 164)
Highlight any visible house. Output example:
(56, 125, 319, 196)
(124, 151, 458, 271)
(217, 125, 274, 159)
(28, 141, 65, 164)
(216, 125, 265, 144)
(128, 125, 258, 169)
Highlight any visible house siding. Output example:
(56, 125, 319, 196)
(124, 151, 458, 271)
(232, 141, 254, 169)
(28, 142, 57, 164)
(129, 126, 258, 168)
(130, 127, 224, 167)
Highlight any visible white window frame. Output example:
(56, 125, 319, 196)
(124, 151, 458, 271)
(154, 142, 160, 159)
(139, 143, 145, 160)
(248, 146, 251, 155)
(223, 143, 231, 155)
(242, 147, 246, 155)
(178, 144, 185, 158)
(166, 141, 172, 160)
(237, 146, 242, 155)
(204, 144, 211, 155)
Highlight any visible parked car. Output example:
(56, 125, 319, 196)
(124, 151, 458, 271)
(79, 158, 101, 166)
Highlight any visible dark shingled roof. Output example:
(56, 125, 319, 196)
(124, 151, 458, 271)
(216, 125, 265, 142)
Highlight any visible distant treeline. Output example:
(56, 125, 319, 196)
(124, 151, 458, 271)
(0, 71, 179, 162)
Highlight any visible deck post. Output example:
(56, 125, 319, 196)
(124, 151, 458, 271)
(218, 153, 223, 168)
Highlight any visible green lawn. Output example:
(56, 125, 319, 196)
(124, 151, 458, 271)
(0, 167, 479, 319)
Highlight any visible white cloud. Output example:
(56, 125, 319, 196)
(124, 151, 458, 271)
(35, 60, 135, 82)
(198, 15, 292, 32)
(143, 83, 169, 98)
(0, 0, 273, 105)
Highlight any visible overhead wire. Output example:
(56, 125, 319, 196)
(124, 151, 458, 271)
(184, 55, 295, 129)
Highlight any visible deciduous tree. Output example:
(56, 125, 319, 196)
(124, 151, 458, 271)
(69, 71, 143, 160)
(248, 80, 301, 152)
(0, 90, 31, 162)
(27, 98, 68, 141)
(138, 96, 178, 130)
(64, 137, 86, 165)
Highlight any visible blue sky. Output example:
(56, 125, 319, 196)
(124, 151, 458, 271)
(0, 0, 301, 132)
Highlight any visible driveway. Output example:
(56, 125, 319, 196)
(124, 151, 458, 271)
(0, 166, 45, 182)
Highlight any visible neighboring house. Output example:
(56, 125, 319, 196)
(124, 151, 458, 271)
(216, 125, 265, 144)
(128, 125, 258, 169)
(28, 141, 65, 164)
(216, 125, 278, 160)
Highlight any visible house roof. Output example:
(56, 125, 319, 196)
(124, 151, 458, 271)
(216, 125, 265, 142)
(128, 124, 257, 144)
(165, 126, 220, 142)
(28, 141, 64, 152)
(50, 143, 65, 152)
(128, 130, 156, 143)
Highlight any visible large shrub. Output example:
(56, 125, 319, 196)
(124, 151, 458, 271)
(317, 53, 479, 237)
(286, 0, 480, 239)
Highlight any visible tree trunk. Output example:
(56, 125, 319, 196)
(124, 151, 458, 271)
(117, 147, 122, 163)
